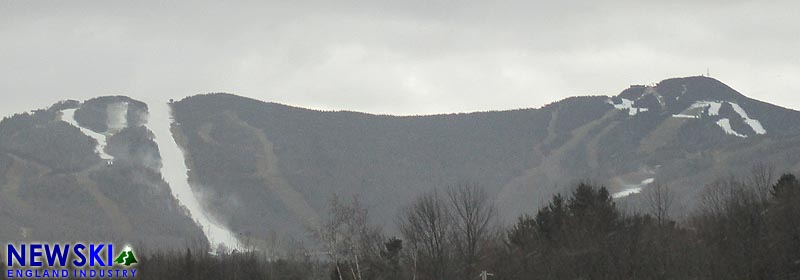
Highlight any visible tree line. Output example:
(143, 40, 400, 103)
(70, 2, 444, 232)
(310, 169, 800, 280)
(2, 167, 799, 280)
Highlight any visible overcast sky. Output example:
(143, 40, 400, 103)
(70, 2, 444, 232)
(1, 0, 798, 117)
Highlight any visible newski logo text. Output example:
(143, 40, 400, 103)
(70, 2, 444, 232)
(5, 243, 137, 279)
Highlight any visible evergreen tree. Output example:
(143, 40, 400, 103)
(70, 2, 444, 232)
(380, 238, 403, 279)
(767, 173, 800, 277)
(771, 173, 800, 201)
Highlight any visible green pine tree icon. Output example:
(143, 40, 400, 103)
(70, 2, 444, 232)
(113, 246, 138, 266)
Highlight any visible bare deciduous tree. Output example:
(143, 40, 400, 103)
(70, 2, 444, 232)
(645, 181, 674, 225)
(699, 175, 741, 217)
(748, 162, 775, 202)
(446, 184, 496, 277)
(399, 190, 452, 280)
(317, 195, 382, 280)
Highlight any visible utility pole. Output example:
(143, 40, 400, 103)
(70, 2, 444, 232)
(479, 270, 494, 280)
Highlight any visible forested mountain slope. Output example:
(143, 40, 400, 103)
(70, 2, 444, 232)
(0, 96, 206, 250)
(2, 76, 797, 247)
(171, 76, 800, 242)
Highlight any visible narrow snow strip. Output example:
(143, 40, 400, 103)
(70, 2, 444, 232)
(146, 99, 241, 251)
(60, 108, 114, 161)
(728, 103, 767, 135)
(612, 178, 655, 199)
(728, 103, 751, 119)
(612, 188, 642, 198)
(672, 114, 699, 119)
(654, 94, 664, 105)
(744, 119, 767, 135)
(716, 118, 747, 138)
(677, 84, 687, 100)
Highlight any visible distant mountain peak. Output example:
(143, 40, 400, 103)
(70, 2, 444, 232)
(607, 76, 773, 138)
(616, 76, 744, 104)
(609, 76, 751, 114)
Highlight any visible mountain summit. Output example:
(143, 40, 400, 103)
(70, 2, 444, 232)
(608, 76, 789, 138)
(617, 76, 746, 105)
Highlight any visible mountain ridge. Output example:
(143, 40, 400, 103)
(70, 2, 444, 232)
(1, 75, 798, 249)
(185, 76, 799, 117)
(167, 76, 800, 245)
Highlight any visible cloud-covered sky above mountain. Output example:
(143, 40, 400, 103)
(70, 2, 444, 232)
(1, 0, 798, 116)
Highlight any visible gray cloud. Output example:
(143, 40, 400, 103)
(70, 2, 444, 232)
(1, 0, 799, 117)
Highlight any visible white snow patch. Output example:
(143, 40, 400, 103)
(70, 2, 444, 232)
(671, 100, 722, 119)
(745, 119, 767, 135)
(612, 178, 655, 199)
(728, 103, 767, 135)
(716, 118, 747, 138)
(671, 101, 767, 135)
(60, 108, 114, 161)
(608, 98, 648, 116)
(146, 99, 241, 251)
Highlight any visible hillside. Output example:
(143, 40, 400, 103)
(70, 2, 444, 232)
(1, 76, 798, 249)
(170, 76, 800, 243)
(0, 97, 207, 250)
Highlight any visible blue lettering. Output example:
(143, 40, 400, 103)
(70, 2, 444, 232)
(44, 244, 70, 266)
(29, 244, 42, 266)
(7, 244, 25, 266)
(89, 244, 105, 266)
(72, 244, 86, 266)
(107, 244, 113, 267)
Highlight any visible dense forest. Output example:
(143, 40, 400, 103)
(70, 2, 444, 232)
(4, 168, 795, 279)
(165, 170, 800, 279)
(169, 77, 800, 251)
